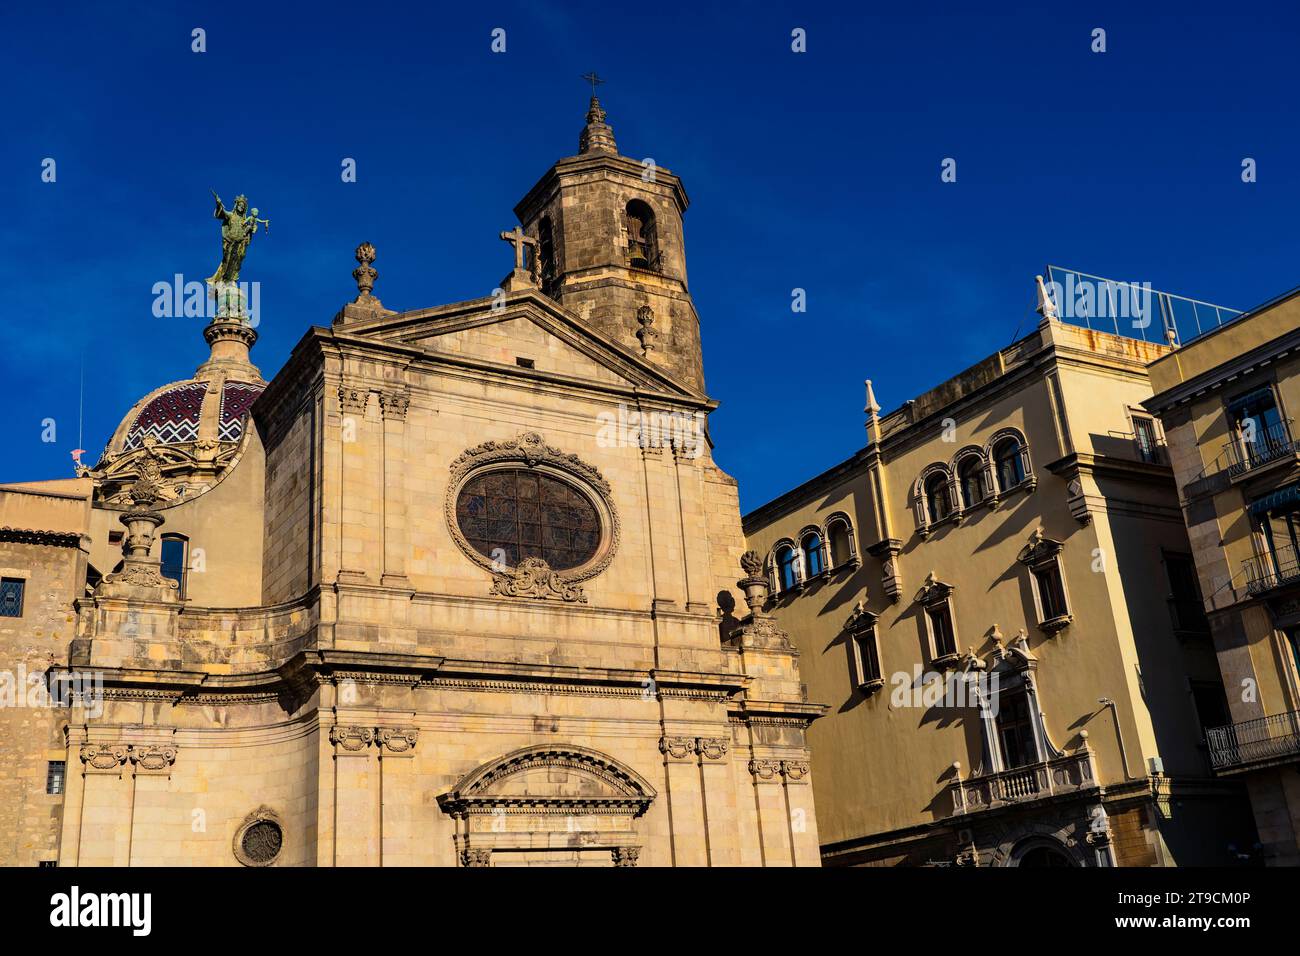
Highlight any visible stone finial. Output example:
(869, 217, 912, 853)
(578, 96, 618, 155)
(1035, 274, 1058, 321)
(737, 550, 770, 615)
(635, 305, 658, 355)
(352, 242, 383, 308)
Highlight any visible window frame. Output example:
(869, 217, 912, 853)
(46, 760, 66, 796)
(917, 573, 960, 666)
(1018, 529, 1072, 634)
(799, 527, 826, 580)
(159, 533, 190, 600)
(986, 429, 1035, 497)
(825, 512, 859, 570)
(846, 604, 883, 693)
(0, 576, 26, 618)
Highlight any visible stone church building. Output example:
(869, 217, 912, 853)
(0, 98, 825, 867)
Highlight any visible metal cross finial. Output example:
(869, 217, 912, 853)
(581, 71, 605, 96)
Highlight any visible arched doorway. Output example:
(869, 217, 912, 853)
(1006, 837, 1078, 867)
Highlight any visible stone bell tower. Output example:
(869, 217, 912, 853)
(513, 93, 706, 391)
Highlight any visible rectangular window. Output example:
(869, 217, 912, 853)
(1189, 681, 1231, 741)
(927, 603, 957, 658)
(1165, 553, 1208, 634)
(850, 629, 881, 689)
(46, 761, 66, 795)
(160, 536, 187, 598)
(1033, 563, 1069, 621)
(1133, 416, 1160, 463)
(996, 689, 1038, 769)
(0, 578, 24, 618)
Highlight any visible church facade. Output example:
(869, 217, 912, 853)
(0, 99, 825, 867)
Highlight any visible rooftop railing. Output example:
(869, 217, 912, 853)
(1044, 265, 1243, 346)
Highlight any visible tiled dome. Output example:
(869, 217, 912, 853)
(117, 378, 264, 454)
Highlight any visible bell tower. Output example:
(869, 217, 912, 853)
(513, 92, 705, 391)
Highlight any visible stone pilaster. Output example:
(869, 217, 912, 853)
(329, 724, 378, 866)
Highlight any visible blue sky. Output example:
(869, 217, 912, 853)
(2, 1, 1297, 512)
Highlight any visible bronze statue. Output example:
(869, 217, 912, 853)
(207, 191, 267, 285)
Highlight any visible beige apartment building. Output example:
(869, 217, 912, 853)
(1145, 285, 1300, 865)
(744, 285, 1256, 866)
(0, 98, 825, 867)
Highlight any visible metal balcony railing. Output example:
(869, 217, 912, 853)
(1223, 419, 1300, 477)
(1206, 710, 1300, 773)
(1242, 543, 1300, 596)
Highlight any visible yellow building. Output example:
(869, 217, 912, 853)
(1146, 285, 1300, 865)
(0, 98, 825, 868)
(744, 279, 1255, 866)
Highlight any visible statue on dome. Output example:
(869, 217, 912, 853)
(207, 190, 267, 286)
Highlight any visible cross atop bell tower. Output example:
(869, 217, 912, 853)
(577, 72, 617, 155)
(511, 90, 706, 391)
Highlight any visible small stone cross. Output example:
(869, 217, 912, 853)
(499, 226, 538, 272)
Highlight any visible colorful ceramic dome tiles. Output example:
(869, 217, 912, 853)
(218, 381, 265, 442)
(123, 382, 209, 450)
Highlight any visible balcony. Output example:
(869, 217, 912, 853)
(947, 750, 1098, 817)
(1206, 710, 1300, 775)
(1242, 543, 1300, 597)
(1224, 419, 1300, 479)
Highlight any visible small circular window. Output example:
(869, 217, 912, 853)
(455, 468, 601, 571)
(236, 818, 283, 866)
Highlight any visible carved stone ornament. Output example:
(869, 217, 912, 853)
(461, 848, 493, 868)
(749, 758, 782, 782)
(338, 383, 370, 413)
(376, 726, 420, 754)
(740, 549, 764, 577)
(612, 846, 641, 867)
(635, 305, 659, 355)
(351, 241, 384, 308)
(781, 759, 811, 781)
(696, 737, 730, 762)
(130, 744, 178, 774)
(916, 571, 954, 607)
(329, 725, 374, 752)
(233, 806, 285, 867)
(80, 743, 130, 772)
(446, 432, 621, 589)
(379, 390, 410, 421)
(659, 735, 695, 761)
(490, 556, 587, 603)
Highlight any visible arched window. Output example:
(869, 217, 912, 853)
(625, 200, 658, 271)
(160, 534, 189, 599)
(924, 472, 951, 523)
(993, 435, 1028, 493)
(957, 455, 985, 509)
(537, 215, 558, 297)
(826, 514, 856, 568)
(775, 544, 799, 592)
(801, 531, 825, 578)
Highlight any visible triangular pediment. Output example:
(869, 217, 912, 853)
(335, 290, 704, 400)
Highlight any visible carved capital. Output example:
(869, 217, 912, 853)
(696, 737, 730, 762)
(130, 744, 178, 774)
(460, 847, 493, 868)
(338, 384, 370, 414)
(376, 726, 420, 755)
(748, 758, 782, 782)
(612, 846, 641, 867)
(781, 759, 810, 782)
(80, 743, 130, 773)
(379, 390, 410, 421)
(659, 735, 695, 762)
(329, 725, 374, 753)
